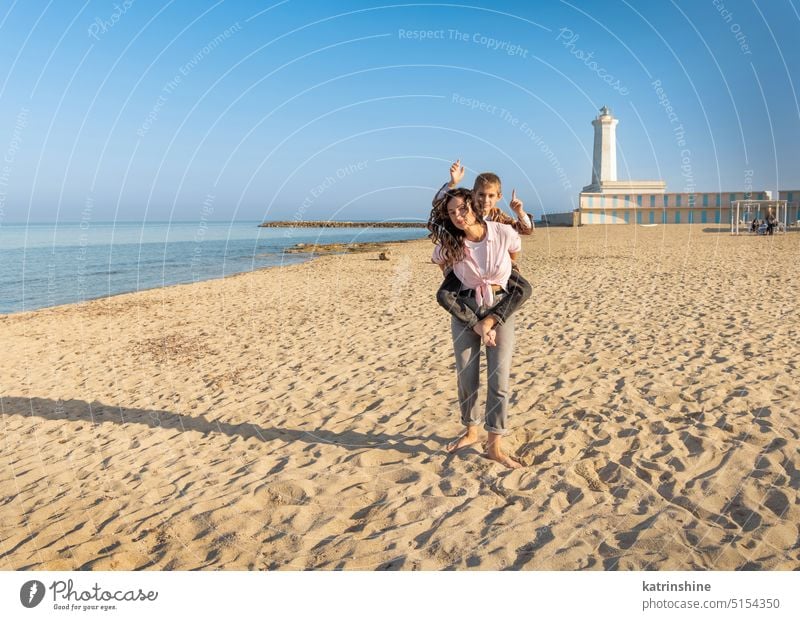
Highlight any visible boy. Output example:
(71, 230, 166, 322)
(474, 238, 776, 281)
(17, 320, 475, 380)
(432, 160, 533, 345)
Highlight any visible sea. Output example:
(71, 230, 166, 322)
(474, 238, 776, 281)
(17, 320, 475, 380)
(0, 221, 428, 314)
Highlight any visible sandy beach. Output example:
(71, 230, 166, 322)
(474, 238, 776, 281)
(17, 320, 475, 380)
(1, 225, 798, 570)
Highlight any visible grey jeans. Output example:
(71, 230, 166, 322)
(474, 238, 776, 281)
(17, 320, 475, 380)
(450, 309, 516, 436)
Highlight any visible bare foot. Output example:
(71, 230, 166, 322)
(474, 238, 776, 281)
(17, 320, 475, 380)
(446, 428, 479, 453)
(485, 449, 523, 469)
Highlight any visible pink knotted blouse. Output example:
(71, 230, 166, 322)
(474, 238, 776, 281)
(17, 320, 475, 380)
(432, 221, 521, 307)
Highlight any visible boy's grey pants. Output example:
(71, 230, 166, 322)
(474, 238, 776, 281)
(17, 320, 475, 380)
(450, 313, 516, 435)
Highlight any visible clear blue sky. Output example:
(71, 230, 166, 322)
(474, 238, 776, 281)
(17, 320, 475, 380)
(0, 0, 798, 222)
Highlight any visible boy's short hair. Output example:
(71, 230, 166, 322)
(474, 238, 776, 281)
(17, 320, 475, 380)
(473, 172, 502, 193)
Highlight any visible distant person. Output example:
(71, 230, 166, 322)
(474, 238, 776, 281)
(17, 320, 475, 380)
(431, 161, 532, 340)
(750, 218, 758, 233)
(766, 209, 777, 235)
(428, 187, 528, 469)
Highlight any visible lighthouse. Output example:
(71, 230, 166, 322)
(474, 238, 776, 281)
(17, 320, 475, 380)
(547, 106, 789, 228)
(591, 105, 618, 186)
(581, 106, 665, 195)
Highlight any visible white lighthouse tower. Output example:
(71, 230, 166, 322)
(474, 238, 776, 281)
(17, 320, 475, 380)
(581, 105, 665, 195)
(591, 105, 617, 186)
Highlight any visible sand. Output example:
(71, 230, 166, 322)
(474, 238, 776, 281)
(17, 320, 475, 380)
(1, 225, 798, 570)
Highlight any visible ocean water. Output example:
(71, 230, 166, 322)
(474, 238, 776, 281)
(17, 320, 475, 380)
(0, 221, 428, 314)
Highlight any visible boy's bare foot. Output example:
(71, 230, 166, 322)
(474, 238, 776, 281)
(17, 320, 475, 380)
(446, 426, 479, 453)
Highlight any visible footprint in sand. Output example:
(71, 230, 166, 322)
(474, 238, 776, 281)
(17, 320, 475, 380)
(575, 462, 605, 492)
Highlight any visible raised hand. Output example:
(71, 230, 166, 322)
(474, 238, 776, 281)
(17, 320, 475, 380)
(509, 188, 524, 215)
(449, 159, 465, 188)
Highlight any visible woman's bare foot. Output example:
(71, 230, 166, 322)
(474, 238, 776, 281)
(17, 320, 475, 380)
(485, 433, 522, 469)
(485, 449, 522, 469)
(446, 426, 479, 453)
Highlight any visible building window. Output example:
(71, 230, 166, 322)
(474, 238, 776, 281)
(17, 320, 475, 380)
(637, 195, 643, 207)
(675, 211, 681, 224)
(663, 194, 669, 208)
(600, 195, 606, 208)
(787, 192, 793, 202)
(649, 211, 655, 224)
(587, 195, 594, 207)
(702, 193, 708, 207)
(688, 211, 694, 223)
(715, 210, 721, 224)
(650, 195, 655, 208)
(729, 193, 736, 204)
(701, 210, 707, 223)
(716, 194, 721, 207)
(661, 210, 668, 224)
(624, 210, 630, 224)
(637, 211, 642, 224)
(676, 195, 682, 207)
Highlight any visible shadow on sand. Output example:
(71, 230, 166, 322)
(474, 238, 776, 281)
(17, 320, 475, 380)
(0, 395, 440, 456)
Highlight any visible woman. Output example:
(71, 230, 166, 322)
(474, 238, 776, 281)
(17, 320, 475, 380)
(428, 188, 526, 469)
(766, 208, 777, 235)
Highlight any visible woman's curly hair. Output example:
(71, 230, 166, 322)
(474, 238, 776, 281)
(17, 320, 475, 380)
(427, 187, 484, 267)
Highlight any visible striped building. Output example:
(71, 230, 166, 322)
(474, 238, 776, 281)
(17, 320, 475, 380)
(577, 190, 800, 226)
